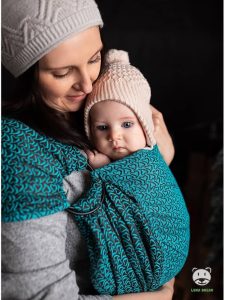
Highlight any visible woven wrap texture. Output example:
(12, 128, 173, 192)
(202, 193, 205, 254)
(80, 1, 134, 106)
(72, 146, 190, 294)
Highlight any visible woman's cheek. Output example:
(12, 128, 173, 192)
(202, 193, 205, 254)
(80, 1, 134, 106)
(90, 63, 101, 82)
(39, 78, 65, 99)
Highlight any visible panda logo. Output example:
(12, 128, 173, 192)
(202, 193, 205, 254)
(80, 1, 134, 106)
(192, 267, 212, 286)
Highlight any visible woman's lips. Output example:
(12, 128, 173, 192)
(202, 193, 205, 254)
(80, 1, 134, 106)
(66, 94, 86, 102)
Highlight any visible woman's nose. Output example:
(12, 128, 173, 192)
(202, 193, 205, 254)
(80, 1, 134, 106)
(73, 70, 93, 94)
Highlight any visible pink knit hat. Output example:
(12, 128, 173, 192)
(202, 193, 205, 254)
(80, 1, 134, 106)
(84, 49, 156, 147)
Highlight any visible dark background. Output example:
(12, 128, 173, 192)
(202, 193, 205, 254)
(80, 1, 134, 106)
(96, 0, 223, 299)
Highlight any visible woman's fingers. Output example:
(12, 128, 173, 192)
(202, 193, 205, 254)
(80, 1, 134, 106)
(164, 277, 175, 290)
(150, 105, 175, 165)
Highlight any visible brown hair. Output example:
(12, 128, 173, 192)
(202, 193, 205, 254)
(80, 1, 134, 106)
(2, 46, 107, 149)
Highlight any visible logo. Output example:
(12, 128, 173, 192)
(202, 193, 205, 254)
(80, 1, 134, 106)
(192, 267, 211, 286)
(190, 267, 213, 293)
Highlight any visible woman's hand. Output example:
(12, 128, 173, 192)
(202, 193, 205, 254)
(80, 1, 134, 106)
(151, 105, 175, 165)
(86, 149, 111, 169)
(112, 278, 175, 300)
(162, 277, 175, 298)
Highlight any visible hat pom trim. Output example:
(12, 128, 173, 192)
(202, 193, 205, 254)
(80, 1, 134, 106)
(105, 49, 130, 65)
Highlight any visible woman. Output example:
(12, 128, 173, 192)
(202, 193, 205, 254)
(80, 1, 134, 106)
(2, 0, 175, 299)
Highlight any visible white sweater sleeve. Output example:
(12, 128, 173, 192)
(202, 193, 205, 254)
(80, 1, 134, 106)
(2, 211, 112, 300)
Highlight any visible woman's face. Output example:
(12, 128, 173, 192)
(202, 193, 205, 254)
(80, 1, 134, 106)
(38, 26, 103, 112)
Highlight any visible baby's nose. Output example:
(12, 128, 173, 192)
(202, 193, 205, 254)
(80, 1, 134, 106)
(108, 129, 121, 141)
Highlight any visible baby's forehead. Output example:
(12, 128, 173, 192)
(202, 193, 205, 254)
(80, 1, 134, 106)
(90, 100, 133, 113)
(90, 100, 138, 121)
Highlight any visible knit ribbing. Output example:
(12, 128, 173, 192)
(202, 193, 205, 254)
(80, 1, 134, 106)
(85, 49, 156, 148)
(2, 0, 103, 77)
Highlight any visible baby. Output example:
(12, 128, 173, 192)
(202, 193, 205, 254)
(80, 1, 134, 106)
(85, 49, 156, 168)
(70, 49, 190, 295)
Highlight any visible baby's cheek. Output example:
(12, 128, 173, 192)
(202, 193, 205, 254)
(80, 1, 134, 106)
(130, 136, 146, 150)
(90, 131, 99, 146)
(94, 139, 106, 153)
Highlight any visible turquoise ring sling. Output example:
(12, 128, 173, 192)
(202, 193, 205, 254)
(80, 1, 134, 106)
(69, 146, 190, 295)
(2, 119, 189, 295)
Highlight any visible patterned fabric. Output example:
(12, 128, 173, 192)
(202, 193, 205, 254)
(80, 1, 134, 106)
(71, 146, 190, 295)
(2, 118, 87, 222)
(2, 117, 190, 296)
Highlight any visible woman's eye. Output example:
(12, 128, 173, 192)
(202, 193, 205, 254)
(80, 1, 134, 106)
(89, 55, 101, 64)
(96, 125, 108, 131)
(122, 122, 133, 128)
(53, 68, 72, 78)
(53, 73, 68, 78)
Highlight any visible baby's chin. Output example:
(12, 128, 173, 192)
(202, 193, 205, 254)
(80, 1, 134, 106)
(109, 150, 132, 161)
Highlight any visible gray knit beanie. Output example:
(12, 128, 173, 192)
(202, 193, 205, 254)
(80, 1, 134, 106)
(2, 0, 103, 77)
(85, 49, 156, 148)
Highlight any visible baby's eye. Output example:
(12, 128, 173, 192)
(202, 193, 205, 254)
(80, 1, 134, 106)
(122, 122, 133, 128)
(96, 125, 108, 131)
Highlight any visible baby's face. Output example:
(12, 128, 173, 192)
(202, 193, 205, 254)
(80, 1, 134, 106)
(90, 101, 146, 160)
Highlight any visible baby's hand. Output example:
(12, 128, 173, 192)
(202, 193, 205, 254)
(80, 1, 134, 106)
(86, 150, 111, 169)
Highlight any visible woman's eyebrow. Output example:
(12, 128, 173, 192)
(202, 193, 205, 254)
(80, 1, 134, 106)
(45, 66, 72, 71)
(44, 45, 103, 71)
